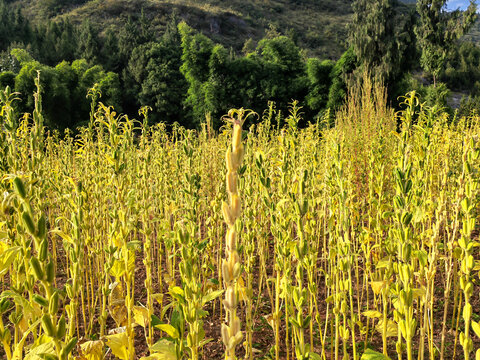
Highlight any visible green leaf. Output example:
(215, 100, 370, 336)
(202, 289, 223, 305)
(151, 314, 162, 327)
(154, 324, 179, 339)
(38, 355, 58, 360)
(415, 250, 428, 267)
(361, 349, 391, 360)
(24, 342, 56, 360)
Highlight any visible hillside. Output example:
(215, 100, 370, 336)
(10, 0, 355, 59)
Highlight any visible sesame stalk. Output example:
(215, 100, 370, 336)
(221, 108, 255, 360)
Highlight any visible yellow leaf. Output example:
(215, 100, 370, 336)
(0, 245, 21, 277)
(150, 339, 177, 360)
(363, 310, 382, 319)
(109, 282, 127, 327)
(264, 314, 275, 328)
(109, 260, 125, 278)
(152, 293, 164, 305)
(80, 340, 104, 360)
(106, 332, 129, 360)
(472, 321, 480, 339)
(133, 306, 150, 328)
(375, 258, 390, 269)
(412, 288, 426, 300)
(375, 319, 398, 338)
(370, 281, 385, 295)
(237, 277, 248, 303)
(154, 324, 179, 339)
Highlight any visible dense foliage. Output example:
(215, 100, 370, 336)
(1, 0, 480, 129)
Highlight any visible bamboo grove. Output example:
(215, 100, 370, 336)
(0, 76, 479, 360)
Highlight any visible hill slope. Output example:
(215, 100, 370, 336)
(10, 0, 355, 59)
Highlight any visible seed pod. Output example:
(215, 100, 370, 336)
(226, 228, 236, 251)
(229, 250, 240, 265)
(232, 331, 243, 346)
(221, 324, 230, 346)
(232, 262, 242, 279)
(222, 260, 231, 284)
(30, 257, 44, 280)
(232, 124, 242, 150)
(463, 303, 472, 323)
(46, 260, 55, 283)
(226, 287, 237, 309)
(56, 314, 66, 339)
(230, 194, 241, 219)
(22, 211, 35, 235)
(13, 177, 26, 199)
(229, 149, 241, 171)
(226, 171, 237, 194)
(65, 283, 74, 299)
(63, 337, 77, 357)
(222, 202, 234, 226)
(465, 281, 473, 299)
(39, 239, 48, 262)
(226, 149, 234, 172)
(36, 214, 46, 240)
(49, 291, 59, 314)
(41, 314, 56, 337)
(33, 294, 49, 307)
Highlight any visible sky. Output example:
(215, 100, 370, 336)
(446, 0, 477, 10)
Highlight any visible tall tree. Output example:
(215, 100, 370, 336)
(350, 0, 399, 84)
(415, 0, 477, 86)
(129, 16, 188, 125)
(179, 22, 214, 126)
(77, 20, 99, 64)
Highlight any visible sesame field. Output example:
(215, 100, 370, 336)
(0, 80, 480, 360)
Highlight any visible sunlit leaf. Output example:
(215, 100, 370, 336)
(105, 332, 129, 360)
(363, 310, 382, 319)
(375, 319, 398, 338)
(361, 349, 391, 360)
(154, 324, 179, 339)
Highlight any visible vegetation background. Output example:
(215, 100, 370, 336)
(0, 0, 479, 128)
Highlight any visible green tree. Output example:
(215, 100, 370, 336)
(327, 47, 357, 111)
(306, 58, 334, 115)
(102, 27, 121, 72)
(138, 18, 188, 125)
(0, 71, 15, 89)
(77, 20, 99, 64)
(255, 36, 308, 111)
(350, 0, 399, 84)
(415, 0, 477, 86)
(179, 22, 214, 126)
